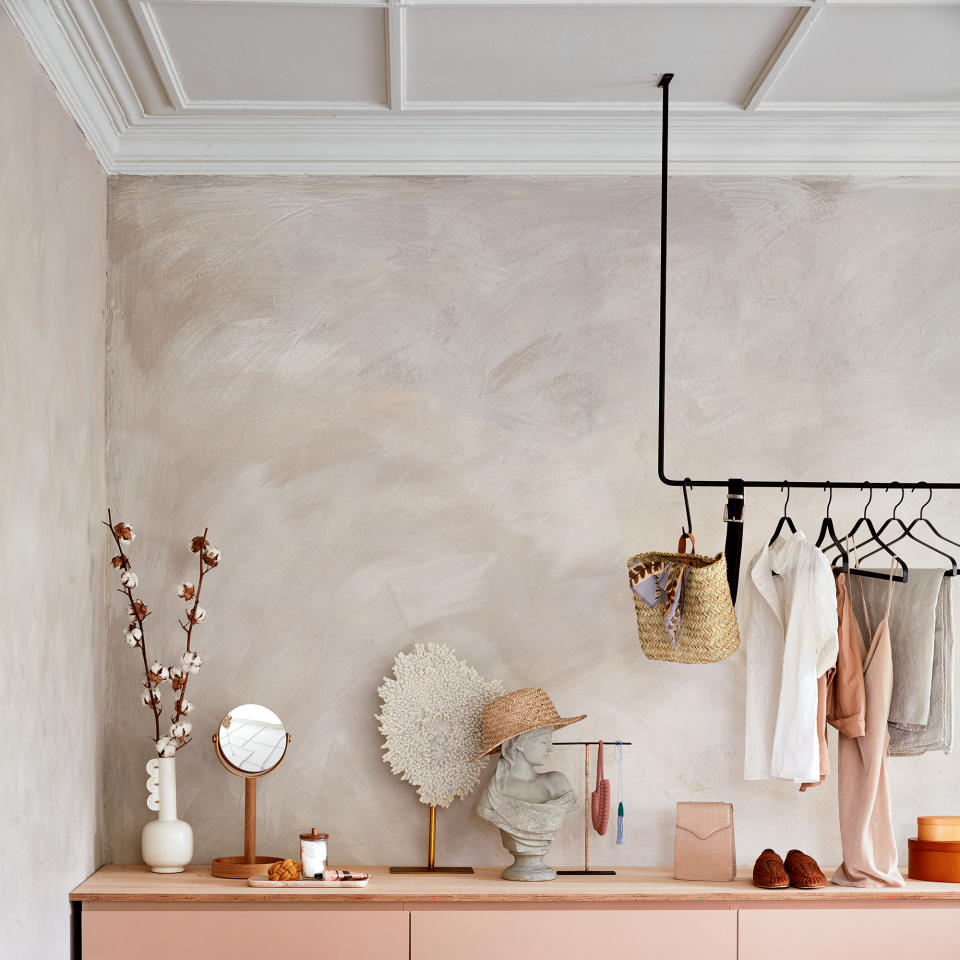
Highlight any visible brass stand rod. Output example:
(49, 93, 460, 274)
(583, 744, 590, 872)
(428, 805, 437, 871)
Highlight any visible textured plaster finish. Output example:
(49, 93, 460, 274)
(106, 174, 960, 871)
(0, 8, 107, 957)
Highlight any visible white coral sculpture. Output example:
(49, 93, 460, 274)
(377, 643, 504, 808)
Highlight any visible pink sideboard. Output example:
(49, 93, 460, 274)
(72, 865, 960, 960)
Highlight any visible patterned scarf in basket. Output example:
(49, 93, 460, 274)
(628, 558, 690, 647)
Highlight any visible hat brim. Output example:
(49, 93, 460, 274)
(469, 713, 586, 763)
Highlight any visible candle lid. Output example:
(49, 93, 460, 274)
(300, 827, 329, 841)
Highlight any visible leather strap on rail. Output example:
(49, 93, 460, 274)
(723, 478, 745, 604)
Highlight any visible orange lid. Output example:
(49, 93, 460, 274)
(908, 836, 960, 852)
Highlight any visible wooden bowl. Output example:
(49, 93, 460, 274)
(918, 817, 960, 843)
(211, 855, 284, 880)
(908, 837, 960, 883)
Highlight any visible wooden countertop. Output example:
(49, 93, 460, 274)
(71, 865, 960, 904)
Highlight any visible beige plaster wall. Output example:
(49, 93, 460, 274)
(105, 174, 960, 872)
(0, 8, 107, 957)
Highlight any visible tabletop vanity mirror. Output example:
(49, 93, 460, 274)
(211, 703, 291, 879)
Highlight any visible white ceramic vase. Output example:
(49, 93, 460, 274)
(142, 756, 193, 873)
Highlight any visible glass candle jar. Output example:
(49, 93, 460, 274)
(299, 828, 328, 879)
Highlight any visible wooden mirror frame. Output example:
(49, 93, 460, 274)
(210, 715, 292, 879)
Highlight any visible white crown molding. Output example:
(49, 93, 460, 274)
(112, 112, 960, 175)
(3, 0, 123, 171)
(6, 0, 960, 176)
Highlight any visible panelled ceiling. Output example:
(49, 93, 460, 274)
(5, 0, 960, 174)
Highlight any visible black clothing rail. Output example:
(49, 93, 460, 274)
(655, 73, 958, 493)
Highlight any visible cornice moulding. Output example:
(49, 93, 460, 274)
(6, 0, 960, 176)
(111, 113, 960, 176)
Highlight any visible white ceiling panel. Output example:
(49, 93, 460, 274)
(145, 1, 388, 105)
(405, 5, 800, 106)
(6, 0, 960, 174)
(767, 5, 960, 104)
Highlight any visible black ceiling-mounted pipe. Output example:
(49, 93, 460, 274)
(654, 73, 956, 493)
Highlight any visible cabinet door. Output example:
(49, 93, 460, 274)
(739, 908, 960, 960)
(412, 908, 736, 960)
(83, 905, 408, 960)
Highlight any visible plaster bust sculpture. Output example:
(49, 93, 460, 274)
(472, 688, 586, 881)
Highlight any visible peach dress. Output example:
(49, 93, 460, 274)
(832, 559, 904, 888)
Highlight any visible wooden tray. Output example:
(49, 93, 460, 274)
(248, 874, 370, 888)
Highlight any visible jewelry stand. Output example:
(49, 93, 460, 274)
(554, 740, 631, 876)
(390, 805, 474, 874)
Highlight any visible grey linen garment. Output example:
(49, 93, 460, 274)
(854, 570, 954, 756)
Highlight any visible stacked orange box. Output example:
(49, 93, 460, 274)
(908, 817, 960, 882)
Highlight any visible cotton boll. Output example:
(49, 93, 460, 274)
(193, 606, 206, 623)
(181, 651, 195, 669)
(203, 547, 221, 566)
(181, 722, 192, 736)
(120, 570, 138, 588)
(177, 582, 195, 601)
(130, 627, 142, 641)
(181, 700, 194, 714)
(156, 736, 171, 755)
(170, 722, 185, 738)
(124, 632, 138, 647)
(161, 740, 176, 758)
(114, 522, 135, 542)
(188, 655, 203, 675)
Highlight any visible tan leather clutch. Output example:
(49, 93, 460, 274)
(674, 801, 736, 882)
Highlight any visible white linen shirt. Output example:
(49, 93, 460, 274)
(741, 530, 839, 783)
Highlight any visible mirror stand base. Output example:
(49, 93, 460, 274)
(211, 855, 284, 880)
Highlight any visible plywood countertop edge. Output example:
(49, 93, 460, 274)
(69, 866, 960, 903)
(69, 891, 960, 903)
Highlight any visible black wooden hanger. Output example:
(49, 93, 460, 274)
(859, 484, 958, 577)
(769, 483, 797, 545)
(834, 484, 908, 583)
(908, 484, 960, 554)
(815, 483, 849, 574)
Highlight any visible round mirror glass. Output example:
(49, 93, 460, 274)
(217, 703, 287, 776)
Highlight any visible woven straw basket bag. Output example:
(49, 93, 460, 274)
(627, 534, 740, 664)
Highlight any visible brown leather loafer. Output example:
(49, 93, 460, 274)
(785, 849, 826, 889)
(752, 849, 790, 889)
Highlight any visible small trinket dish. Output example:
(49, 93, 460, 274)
(248, 871, 370, 888)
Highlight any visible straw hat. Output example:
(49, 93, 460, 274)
(470, 688, 586, 762)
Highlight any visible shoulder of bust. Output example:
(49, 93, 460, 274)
(543, 769, 573, 791)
